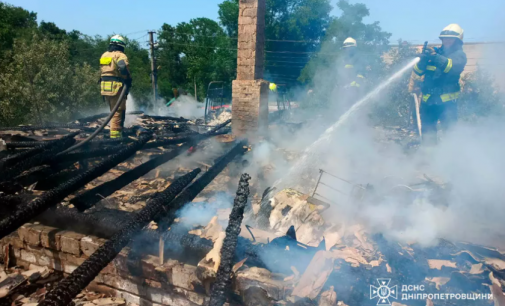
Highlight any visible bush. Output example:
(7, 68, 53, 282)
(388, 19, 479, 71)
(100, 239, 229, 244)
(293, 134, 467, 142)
(0, 34, 101, 126)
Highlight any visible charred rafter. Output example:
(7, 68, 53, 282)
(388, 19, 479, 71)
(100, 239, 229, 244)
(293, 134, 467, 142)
(0, 134, 152, 240)
(0, 132, 79, 183)
(155, 139, 247, 231)
(71, 142, 195, 211)
(39, 168, 201, 306)
(209, 173, 251, 306)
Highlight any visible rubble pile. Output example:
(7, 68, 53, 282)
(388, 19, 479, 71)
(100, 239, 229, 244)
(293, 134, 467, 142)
(1, 109, 505, 306)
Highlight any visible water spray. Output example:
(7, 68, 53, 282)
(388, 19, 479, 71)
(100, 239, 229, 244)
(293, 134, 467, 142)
(275, 58, 420, 190)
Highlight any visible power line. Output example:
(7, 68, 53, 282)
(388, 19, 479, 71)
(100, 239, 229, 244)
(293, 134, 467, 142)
(123, 29, 150, 36)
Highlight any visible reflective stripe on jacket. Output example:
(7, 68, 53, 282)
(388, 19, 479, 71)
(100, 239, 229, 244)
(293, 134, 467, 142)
(100, 51, 130, 96)
(413, 44, 467, 103)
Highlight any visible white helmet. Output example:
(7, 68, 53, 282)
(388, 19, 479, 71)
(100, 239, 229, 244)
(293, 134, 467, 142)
(439, 24, 464, 42)
(343, 37, 357, 48)
(110, 35, 126, 47)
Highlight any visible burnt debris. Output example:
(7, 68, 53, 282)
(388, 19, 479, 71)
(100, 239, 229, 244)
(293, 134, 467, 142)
(0, 132, 80, 183)
(39, 168, 201, 306)
(154, 139, 248, 231)
(209, 173, 251, 306)
(70, 142, 195, 211)
(0, 134, 152, 240)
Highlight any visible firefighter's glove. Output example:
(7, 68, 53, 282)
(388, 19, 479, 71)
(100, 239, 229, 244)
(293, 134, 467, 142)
(432, 54, 449, 69)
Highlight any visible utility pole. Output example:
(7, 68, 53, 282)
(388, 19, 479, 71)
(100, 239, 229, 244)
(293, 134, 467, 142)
(148, 31, 158, 102)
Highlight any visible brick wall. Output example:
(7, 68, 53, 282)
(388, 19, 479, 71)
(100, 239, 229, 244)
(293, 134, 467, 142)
(232, 0, 269, 137)
(0, 223, 286, 306)
(232, 80, 269, 137)
(236, 0, 266, 80)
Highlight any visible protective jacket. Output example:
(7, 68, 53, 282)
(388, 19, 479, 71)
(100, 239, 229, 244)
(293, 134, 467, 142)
(342, 56, 365, 90)
(99, 51, 131, 96)
(413, 44, 467, 103)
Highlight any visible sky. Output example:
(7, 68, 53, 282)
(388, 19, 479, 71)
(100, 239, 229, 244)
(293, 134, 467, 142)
(5, 0, 505, 45)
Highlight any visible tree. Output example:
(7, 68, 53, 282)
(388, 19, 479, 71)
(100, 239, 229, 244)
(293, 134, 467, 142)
(0, 2, 37, 59)
(217, 0, 333, 87)
(0, 34, 101, 126)
(218, 0, 239, 37)
(299, 0, 391, 84)
(369, 40, 419, 127)
(157, 18, 236, 101)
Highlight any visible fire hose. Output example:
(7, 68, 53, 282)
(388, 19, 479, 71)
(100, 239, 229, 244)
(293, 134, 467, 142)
(57, 84, 129, 156)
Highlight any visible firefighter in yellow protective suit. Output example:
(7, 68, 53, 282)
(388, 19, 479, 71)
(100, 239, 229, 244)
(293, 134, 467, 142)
(341, 37, 366, 109)
(99, 35, 132, 138)
(409, 24, 467, 145)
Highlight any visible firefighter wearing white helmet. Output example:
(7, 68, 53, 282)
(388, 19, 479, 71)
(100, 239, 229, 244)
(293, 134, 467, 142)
(99, 35, 132, 138)
(409, 24, 467, 145)
(343, 37, 357, 48)
(341, 37, 366, 109)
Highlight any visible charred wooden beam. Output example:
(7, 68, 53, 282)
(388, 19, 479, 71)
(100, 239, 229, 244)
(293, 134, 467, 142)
(36, 206, 133, 238)
(141, 114, 189, 122)
(76, 111, 143, 124)
(0, 133, 79, 183)
(0, 132, 80, 171)
(39, 168, 201, 306)
(52, 144, 124, 164)
(71, 143, 194, 211)
(35, 206, 215, 256)
(34, 167, 84, 191)
(5, 138, 133, 149)
(0, 134, 152, 240)
(209, 173, 251, 306)
(0, 123, 84, 131)
(155, 139, 248, 231)
(0, 163, 75, 194)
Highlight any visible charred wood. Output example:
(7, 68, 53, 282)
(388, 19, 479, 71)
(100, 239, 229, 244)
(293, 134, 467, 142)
(76, 111, 143, 124)
(0, 132, 80, 171)
(0, 133, 79, 183)
(36, 206, 132, 238)
(39, 168, 200, 306)
(141, 114, 189, 122)
(0, 124, 84, 131)
(34, 167, 84, 190)
(51, 145, 124, 164)
(71, 142, 195, 211)
(209, 173, 251, 306)
(0, 163, 74, 194)
(155, 139, 247, 231)
(0, 134, 152, 240)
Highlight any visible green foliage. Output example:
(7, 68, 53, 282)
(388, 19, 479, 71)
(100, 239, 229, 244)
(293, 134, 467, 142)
(218, 0, 239, 37)
(217, 0, 333, 86)
(0, 2, 37, 59)
(369, 40, 418, 127)
(300, 0, 391, 85)
(157, 18, 236, 101)
(0, 33, 101, 126)
(458, 70, 505, 121)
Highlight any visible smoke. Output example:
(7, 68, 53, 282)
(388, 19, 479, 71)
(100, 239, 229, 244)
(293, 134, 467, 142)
(252, 49, 505, 250)
(134, 94, 205, 119)
(175, 192, 234, 229)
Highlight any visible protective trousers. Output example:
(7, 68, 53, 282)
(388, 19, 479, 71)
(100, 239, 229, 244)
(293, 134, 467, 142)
(419, 97, 457, 145)
(104, 94, 127, 138)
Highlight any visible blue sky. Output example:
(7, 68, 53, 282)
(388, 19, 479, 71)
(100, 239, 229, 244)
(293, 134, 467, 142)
(5, 0, 505, 45)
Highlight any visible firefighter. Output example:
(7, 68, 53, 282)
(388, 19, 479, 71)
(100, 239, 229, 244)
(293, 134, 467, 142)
(410, 24, 467, 145)
(341, 37, 366, 108)
(99, 35, 132, 138)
